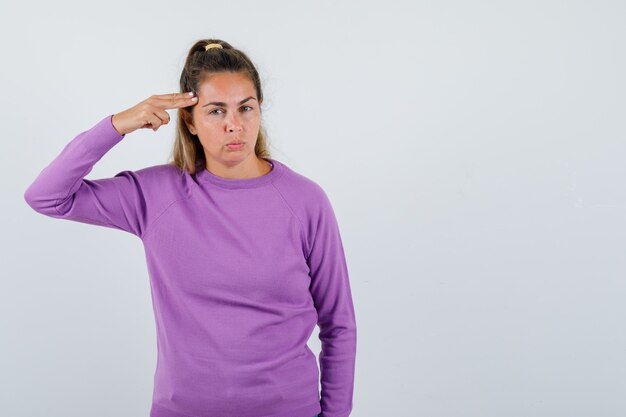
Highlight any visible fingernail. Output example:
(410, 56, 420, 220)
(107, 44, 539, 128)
(188, 92, 195, 96)
(191, 96, 198, 101)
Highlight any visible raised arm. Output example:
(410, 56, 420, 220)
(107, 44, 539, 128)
(23, 92, 198, 237)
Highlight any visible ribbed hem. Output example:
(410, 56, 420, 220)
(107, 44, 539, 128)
(150, 400, 321, 417)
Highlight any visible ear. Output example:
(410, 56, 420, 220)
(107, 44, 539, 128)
(182, 110, 197, 135)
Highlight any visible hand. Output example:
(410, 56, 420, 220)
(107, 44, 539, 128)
(111, 92, 198, 135)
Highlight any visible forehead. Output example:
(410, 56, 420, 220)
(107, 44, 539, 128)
(197, 72, 256, 99)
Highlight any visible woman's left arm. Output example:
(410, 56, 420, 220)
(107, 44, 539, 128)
(306, 187, 357, 417)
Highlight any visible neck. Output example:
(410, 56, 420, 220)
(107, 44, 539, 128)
(205, 156, 271, 179)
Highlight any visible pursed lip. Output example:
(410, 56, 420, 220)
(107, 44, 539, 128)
(226, 141, 244, 145)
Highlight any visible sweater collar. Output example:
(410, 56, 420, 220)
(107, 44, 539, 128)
(195, 157, 283, 189)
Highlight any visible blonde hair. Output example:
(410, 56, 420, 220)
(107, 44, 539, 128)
(168, 39, 271, 174)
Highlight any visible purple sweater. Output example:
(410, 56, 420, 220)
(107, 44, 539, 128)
(23, 115, 357, 417)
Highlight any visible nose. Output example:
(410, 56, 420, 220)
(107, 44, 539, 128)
(224, 112, 243, 133)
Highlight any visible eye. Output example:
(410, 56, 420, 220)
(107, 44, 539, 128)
(241, 105, 253, 111)
(209, 108, 224, 115)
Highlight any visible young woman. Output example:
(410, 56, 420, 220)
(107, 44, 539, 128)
(24, 39, 356, 417)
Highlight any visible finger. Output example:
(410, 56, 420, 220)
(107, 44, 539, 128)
(143, 113, 163, 130)
(154, 92, 195, 100)
(153, 109, 171, 126)
(153, 92, 198, 109)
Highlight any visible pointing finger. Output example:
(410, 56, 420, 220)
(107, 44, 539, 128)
(155, 92, 198, 109)
(156, 92, 196, 100)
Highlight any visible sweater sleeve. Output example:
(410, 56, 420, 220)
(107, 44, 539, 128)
(23, 114, 148, 238)
(306, 188, 357, 417)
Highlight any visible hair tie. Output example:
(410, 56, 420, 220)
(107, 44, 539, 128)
(205, 43, 223, 51)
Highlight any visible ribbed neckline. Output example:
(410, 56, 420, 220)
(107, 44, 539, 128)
(195, 157, 283, 189)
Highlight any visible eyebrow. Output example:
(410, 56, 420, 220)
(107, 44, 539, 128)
(202, 96, 257, 107)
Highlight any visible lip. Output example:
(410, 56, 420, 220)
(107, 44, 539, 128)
(226, 142, 244, 150)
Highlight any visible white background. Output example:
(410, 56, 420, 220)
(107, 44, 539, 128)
(2, 1, 625, 416)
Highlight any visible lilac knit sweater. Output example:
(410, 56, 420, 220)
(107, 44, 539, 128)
(23, 114, 357, 417)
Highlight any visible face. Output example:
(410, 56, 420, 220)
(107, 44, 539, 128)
(185, 72, 261, 168)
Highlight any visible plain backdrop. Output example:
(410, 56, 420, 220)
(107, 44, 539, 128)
(2, 1, 625, 416)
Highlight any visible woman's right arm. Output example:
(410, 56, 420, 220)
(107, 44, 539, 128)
(23, 92, 198, 238)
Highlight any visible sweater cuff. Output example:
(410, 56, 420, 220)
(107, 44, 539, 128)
(107, 114, 126, 138)
(77, 114, 126, 159)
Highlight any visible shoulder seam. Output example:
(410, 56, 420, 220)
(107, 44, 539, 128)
(139, 164, 190, 241)
(270, 181, 312, 259)
(140, 195, 190, 241)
